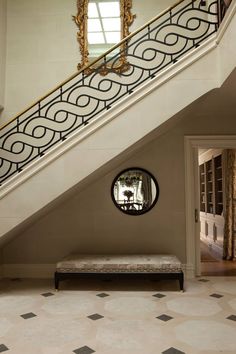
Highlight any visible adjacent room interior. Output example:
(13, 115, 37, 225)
(199, 148, 236, 276)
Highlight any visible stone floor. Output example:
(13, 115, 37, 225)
(0, 276, 236, 353)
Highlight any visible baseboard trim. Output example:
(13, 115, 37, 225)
(0, 264, 3, 278)
(2, 264, 55, 278)
(182, 263, 195, 279)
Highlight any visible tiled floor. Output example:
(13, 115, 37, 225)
(0, 276, 236, 353)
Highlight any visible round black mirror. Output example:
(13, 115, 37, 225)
(111, 168, 159, 215)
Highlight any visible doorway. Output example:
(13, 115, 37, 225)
(198, 148, 236, 276)
(185, 136, 236, 278)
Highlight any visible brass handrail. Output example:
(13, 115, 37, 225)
(0, 0, 186, 131)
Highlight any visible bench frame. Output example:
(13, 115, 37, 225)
(54, 270, 184, 291)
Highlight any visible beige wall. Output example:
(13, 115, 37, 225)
(1, 0, 176, 125)
(132, 0, 175, 30)
(0, 0, 6, 113)
(2, 74, 236, 265)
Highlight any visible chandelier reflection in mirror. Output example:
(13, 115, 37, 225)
(111, 168, 159, 215)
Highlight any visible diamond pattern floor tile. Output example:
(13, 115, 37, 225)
(73, 345, 95, 354)
(227, 314, 236, 321)
(157, 314, 173, 322)
(87, 313, 104, 321)
(20, 312, 37, 319)
(162, 347, 185, 354)
(41, 292, 55, 297)
(96, 293, 109, 298)
(0, 344, 9, 352)
(153, 293, 166, 298)
(210, 293, 223, 298)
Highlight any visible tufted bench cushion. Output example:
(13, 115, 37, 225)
(55, 254, 184, 291)
(56, 254, 182, 273)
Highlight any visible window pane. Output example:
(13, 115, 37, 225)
(105, 31, 120, 43)
(102, 18, 120, 31)
(88, 3, 99, 18)
(88, 32, 105, 44)
(99, 2, 120, 17)
(88, 19, 102, 32)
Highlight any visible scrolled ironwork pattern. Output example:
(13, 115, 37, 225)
(0, 0, 228, 185)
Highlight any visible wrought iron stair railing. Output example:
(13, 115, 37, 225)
(0, 0, 230, 186)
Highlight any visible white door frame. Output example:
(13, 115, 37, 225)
(185, 135, 236, 277)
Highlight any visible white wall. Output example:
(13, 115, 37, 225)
(131, 0, 175, 31)
(1, 0, 176, 126)
(0, 0, 6, 114)
(2, 0, 80, 124)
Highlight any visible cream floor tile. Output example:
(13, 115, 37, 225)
(0, 276, 236, 353)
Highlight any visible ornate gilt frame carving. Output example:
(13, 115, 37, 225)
(73, 0, 135, 75)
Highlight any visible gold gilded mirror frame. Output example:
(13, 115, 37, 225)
(73, 0, 136, 75)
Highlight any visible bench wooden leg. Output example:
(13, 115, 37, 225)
(179, 272, 184, 292)
(54, 271, 60, 291)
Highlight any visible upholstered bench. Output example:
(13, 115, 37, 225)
(55, 254, 184, 291)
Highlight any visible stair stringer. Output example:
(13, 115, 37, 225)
(0, 3, 235, 242)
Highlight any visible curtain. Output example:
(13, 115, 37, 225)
(223, 149, 236, 260)
(141, 173, 152, 208)
(223, 0, 232, 6)
(220, 0, 232, 21)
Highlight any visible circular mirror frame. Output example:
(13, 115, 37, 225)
(111, 167, 159, 215)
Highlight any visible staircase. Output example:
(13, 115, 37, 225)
(0, 0, 235, 243)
